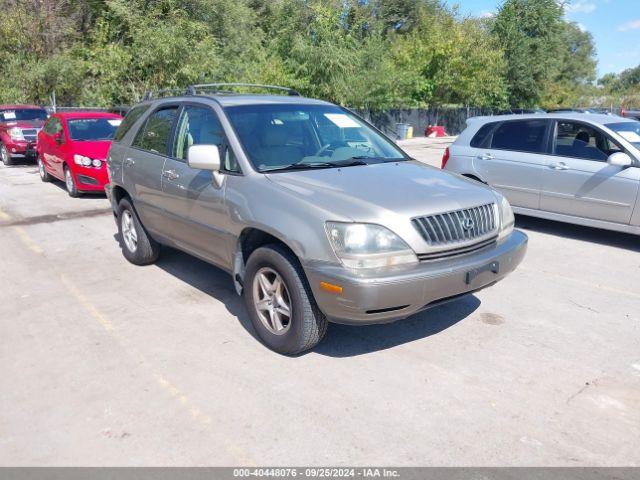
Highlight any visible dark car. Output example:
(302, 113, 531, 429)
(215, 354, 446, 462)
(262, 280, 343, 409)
(0, 105, 48, 165)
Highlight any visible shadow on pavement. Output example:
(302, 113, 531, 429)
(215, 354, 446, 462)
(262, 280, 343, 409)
(150, 245, 480, 357)
(515, 214, 639, 252)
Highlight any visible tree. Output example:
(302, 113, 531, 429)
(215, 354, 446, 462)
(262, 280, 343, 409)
(491, 0, 565, 107)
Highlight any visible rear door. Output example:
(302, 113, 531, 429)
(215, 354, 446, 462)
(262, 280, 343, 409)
(473, 119, 551, 209)
(539, 120, 640, 224)
(160, 103, 240, 267)
(123, 105, 179, 237)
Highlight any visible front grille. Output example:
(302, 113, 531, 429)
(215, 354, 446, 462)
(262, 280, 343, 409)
(412, 203, 497, 246)
(22, 128, 39, 142)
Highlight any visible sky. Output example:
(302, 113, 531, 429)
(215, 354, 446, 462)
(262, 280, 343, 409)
(449, 0, 640, 78)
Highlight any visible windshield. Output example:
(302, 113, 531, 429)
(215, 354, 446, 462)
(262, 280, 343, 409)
(225, 104, 406, 172)
(607, 121, 640, 149)
(0, 108, 47, 122)
(67, 118, 121, 141)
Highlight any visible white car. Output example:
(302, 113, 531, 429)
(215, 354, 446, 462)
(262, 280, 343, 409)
(443, 113, 640, 235)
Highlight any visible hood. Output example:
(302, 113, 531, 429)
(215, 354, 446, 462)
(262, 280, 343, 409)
(69, 140, 113, 160)
(265, 160, 498, 223)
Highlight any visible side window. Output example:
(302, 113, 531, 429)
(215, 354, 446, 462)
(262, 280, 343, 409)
(173, 105, 241, 173)
(491, 120, 548, 154)
(114, 104, 150, 142)
(554, 122, 610, 161)
(470, 122, 497, 148)
(43, 118, 55, 135)
(133, 107, 178, 155)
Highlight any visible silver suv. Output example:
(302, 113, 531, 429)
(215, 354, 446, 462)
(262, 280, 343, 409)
(105, 84, 527, 354)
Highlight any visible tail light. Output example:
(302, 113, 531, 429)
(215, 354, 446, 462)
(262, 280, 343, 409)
(441, 147, 450, 169)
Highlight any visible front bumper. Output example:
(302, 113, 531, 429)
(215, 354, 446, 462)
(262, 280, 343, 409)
(4, 140, 37, 160)
(305, 230, 528, 324)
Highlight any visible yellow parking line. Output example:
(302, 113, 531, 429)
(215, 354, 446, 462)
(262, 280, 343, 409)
(520, 266, 640, 300)
(12, 226, 44, 254)
(4, 216, 251, 462)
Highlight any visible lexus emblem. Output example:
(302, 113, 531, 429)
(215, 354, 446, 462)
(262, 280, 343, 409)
(462, 217, 474, 230)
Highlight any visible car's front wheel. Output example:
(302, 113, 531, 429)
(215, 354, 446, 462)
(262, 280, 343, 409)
(64, 165, 79, 197)
(244, 244, 328, 355)
(1, 144, 14, 166)
(38, 156, 52, 182)
(116, 197, 160, 265)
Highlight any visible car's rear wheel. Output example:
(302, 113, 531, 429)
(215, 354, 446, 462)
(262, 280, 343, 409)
(38, 156, 52, 182)
(244, 244, 328, 355)
(64, 165, 79, 197)
(1, 144, 14, 166)
(116, 198, 160, 265)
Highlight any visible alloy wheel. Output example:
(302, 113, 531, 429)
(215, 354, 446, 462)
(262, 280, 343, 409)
(65, 168, 75, 193)
(121, 210, 138, 253)
(252, 267, 292, 335)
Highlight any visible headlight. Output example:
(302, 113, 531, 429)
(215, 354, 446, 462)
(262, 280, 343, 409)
(74, 154, 93, 167)
(498, 195, 515, 240)
(326, 222, 417, 269)
(92, 159, 102, 168)
(9, 127, 24, 141)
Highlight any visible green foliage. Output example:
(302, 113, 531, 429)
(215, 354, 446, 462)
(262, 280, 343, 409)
(0, 0, 599, 110)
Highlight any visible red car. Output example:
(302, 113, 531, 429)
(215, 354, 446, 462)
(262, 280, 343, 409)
(0, 104, 48, 165)
(37, 111, 122, 196)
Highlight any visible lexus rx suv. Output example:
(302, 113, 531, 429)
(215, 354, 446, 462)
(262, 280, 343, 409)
(106, 84, 527, 354)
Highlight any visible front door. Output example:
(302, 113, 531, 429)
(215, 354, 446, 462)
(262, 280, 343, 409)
(473, 119, 551, 209)
(540, 120, 640, 224)
(160, 104, 235, 268)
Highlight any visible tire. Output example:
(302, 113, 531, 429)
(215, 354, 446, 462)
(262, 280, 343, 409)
(244, 244, 328, 355)
(38, 156, 52, 182)
(64, 165, 80, 197)
(1, 144, 14, 166)
(116, 197, 160, 265)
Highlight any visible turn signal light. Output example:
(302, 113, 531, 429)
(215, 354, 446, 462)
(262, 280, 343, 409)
(320, 282, 343, 294)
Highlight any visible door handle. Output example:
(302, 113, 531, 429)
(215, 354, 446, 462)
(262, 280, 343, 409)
(124, 157, 135, 167)
(549, 162, 569, 170)
(162, 169, 179, 180)
(477, 153, 494, 161)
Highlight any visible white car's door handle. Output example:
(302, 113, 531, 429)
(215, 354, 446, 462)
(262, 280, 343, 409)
(549, 162, 569, 170)
(477, 153, 494, 161)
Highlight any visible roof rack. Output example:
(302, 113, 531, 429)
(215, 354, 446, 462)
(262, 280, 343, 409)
(187, 83, 301, 96)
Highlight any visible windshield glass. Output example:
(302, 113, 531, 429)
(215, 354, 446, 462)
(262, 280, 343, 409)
(67, 118, 121, 141)
(607, 121, 640, 149)
(225, 104, 406, 172)
(0, 108, 48, 122)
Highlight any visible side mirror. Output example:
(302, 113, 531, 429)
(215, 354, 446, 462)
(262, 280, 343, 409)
(607, 152, 633, 168)
(187, 144, 220, 171)
(54, 132, 64, 144)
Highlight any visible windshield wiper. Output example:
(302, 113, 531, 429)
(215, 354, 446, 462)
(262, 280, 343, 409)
(264, 158, 369, 172)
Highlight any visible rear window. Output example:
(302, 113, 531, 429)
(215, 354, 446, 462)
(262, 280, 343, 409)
(490, 120, 548, 154)
(470, 122, 497, 148)
(114, 105, 150, 142)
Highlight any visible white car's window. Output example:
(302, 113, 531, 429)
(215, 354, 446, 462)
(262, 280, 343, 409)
(554, 122, 619, 161)
(490, 120, 548, 154)
(606, 121, 640, 149)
